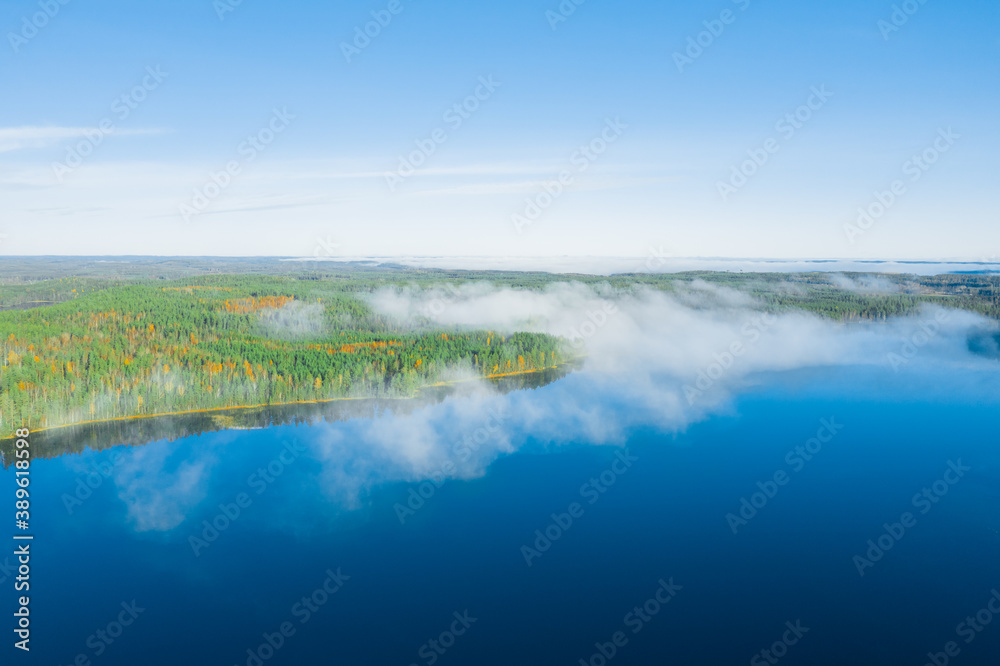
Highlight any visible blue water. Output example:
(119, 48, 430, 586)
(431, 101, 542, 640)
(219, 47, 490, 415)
(11, 365, 1000, 665)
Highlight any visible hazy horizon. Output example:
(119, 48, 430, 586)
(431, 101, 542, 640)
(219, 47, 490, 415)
(2, 254, 999, 278)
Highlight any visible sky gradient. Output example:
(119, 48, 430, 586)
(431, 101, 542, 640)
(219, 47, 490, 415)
(1, 0, 997, 259)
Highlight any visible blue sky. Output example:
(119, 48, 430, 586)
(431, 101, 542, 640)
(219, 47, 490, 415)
(1, 0, 997, 259)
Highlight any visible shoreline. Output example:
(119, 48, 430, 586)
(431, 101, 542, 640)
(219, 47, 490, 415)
(4, 361, 581, 439)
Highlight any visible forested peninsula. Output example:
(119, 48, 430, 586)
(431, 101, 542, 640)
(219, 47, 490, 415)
(0, 274, 567, 431)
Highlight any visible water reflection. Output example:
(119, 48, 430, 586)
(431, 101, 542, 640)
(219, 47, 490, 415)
(0, 363, 578, 468)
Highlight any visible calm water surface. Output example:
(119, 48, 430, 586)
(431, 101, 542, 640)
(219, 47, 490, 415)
(12, 363, 1000, 665)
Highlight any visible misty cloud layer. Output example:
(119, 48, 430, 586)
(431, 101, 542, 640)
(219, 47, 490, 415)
(306, 281, 996, 501)
(93, 281, 998, 527)
(826, 273, 900, 294)
(259, 301, 325, 338)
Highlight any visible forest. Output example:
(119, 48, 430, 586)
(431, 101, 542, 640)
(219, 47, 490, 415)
(0, 273, 568, 431)
(1, 258, 997, 434)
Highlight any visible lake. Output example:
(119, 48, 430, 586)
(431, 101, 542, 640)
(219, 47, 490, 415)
(11, 360, 1000, 665)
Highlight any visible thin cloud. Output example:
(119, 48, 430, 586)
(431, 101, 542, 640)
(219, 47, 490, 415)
(0, 126, 167, 153)
(408, 175, 677, 198)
